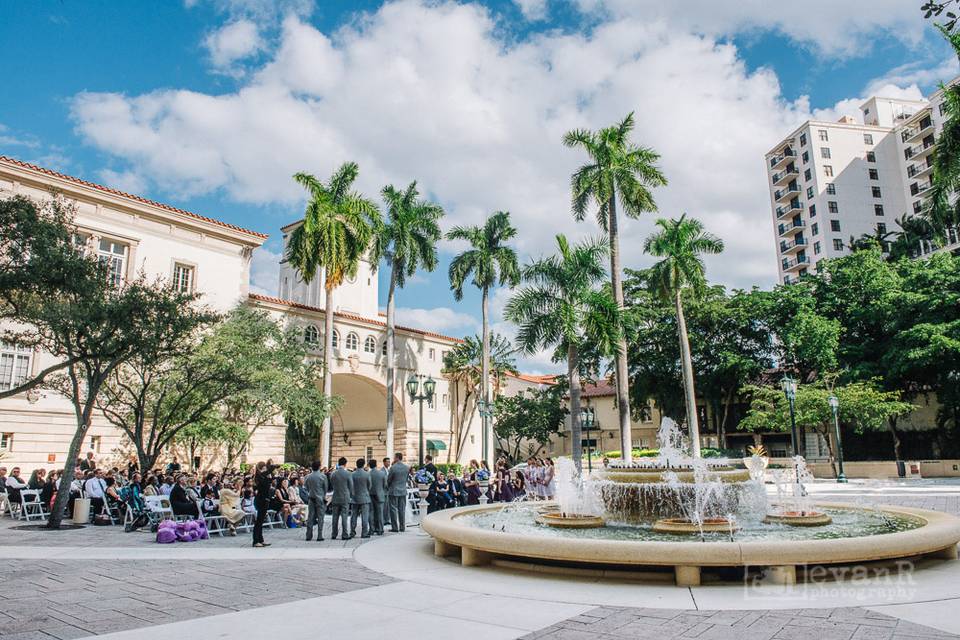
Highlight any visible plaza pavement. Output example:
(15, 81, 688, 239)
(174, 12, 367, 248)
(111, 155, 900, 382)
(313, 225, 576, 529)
(0, 479, 958, 639)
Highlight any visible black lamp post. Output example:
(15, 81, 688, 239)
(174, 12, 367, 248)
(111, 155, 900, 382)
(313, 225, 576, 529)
(407, 374, 436, 467)
(476, 399, 494, 462)
(828, 394, 847, 483)
(580, 406, 597, 472)
(781, 376, 799, 457)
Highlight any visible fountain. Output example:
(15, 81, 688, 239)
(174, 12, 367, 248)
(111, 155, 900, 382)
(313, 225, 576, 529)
(422, 416, 960, 586)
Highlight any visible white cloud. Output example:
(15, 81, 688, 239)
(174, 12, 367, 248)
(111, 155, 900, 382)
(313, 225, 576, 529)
(68, 0, 951, 297)
(514, 0, 548, 21)
(99, 168, 148, 194)
(394, 306, 478, 333)
(204, 19, 264, 71)
(572, 0, 925, 58)
(250, 245, 281, 295)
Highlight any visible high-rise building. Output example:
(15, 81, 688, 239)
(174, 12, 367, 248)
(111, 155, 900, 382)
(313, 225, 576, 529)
(765, 79, 960, 284)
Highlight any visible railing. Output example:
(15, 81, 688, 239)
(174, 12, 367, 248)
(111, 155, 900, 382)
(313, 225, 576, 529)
(780, 238, 808, 252)
(782, 255, 810, 270)
(778, 219, 805, 236)
(769, 149, 797, 168)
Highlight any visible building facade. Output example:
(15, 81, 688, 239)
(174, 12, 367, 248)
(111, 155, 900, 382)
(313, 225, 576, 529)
(765, 79, 960, 284)
(0, 155, 510, 472)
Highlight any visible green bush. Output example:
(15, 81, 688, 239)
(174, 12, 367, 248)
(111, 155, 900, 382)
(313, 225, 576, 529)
(436, 463, 463, 477)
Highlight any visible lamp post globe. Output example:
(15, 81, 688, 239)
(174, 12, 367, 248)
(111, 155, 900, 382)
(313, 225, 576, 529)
(781, 376, 800, 457)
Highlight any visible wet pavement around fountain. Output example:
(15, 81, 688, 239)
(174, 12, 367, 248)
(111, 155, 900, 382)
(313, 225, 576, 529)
(0, 479, 958, 639)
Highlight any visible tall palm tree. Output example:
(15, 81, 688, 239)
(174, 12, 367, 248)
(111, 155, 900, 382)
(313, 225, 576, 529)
(564, 113, 667, 461)
(442, 333, 518, 462)
(447, 211, 520, 467)
(286, 162, 380, 466)
(927, 25, 960, 236)
(505, 234, 620, 472)
(368, 181, 443, 459)
(644, 214, 723, 458)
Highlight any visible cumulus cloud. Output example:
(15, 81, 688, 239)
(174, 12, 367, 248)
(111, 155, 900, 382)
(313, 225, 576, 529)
(68, 0, 953, 298)
(394, 306, 478, 333)
(99, 168, 148, 195)
(204, 19, 264, 71)
(250, 244, 282, 295)
(514, 0, 548, 21)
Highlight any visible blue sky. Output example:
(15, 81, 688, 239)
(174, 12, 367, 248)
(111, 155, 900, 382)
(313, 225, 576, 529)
(1, 0, 955, 370)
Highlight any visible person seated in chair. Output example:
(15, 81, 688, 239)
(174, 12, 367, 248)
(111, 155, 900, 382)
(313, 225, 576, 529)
(83, 469, 108, 516)
(201, 489, 220, 518)
(428, 472, 454, 513)
(169, 475, 197, 518)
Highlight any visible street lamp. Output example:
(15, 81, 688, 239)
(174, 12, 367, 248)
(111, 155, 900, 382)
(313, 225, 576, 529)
(476, 398, 494, 462)
(828, 394, 847, 483)
(407, 374, 436, 466)
(781, 376, 800, 457)
(580, 406, 597, 472)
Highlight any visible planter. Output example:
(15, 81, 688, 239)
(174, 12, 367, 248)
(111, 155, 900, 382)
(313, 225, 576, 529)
(742, 455, 770, 482)
(417, 483, 430, 500)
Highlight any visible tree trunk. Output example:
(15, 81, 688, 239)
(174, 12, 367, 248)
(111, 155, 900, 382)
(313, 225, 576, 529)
(481, 287, 492, 468)
(888, 416, 902, 461)
(720, 385, 736, 449)
(607, 191, 633, 461)
(568, 342, 583, 473)
(48, 371, 99, 529)
(385, 263, 397, 460)
(675, 290, 701, 458)
(322, 278, 335, 467)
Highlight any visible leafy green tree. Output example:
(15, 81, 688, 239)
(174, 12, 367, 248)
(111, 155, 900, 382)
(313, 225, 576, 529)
(447, 211, 520, 465)
(442, 333, 517, 462)
(43, 276, 212, 528)
(505, 234, 620, 471)
(369, 181, 443, 459)
(564, 113, 667, 459)
(740, 380, 914, 474)
(644, 214, 724, 457)
(0, 196, 108, 398)
(927, 25, 960, 234)
(173, 416, 248, 471)
(286, 163, 380, 465)
(494, 384, 567, 464)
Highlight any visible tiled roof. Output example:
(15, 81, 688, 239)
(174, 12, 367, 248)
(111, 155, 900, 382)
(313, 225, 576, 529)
(248, 293, 464, 343)
(580, 378, 616, 398)
(0, 155, 268, 240)
(508, 372, 559, 385)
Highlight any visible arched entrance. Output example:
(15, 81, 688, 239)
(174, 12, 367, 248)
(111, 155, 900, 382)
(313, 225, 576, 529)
(328, 373, 407, 463)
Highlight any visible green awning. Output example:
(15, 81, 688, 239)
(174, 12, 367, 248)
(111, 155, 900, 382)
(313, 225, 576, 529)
(426, 439, 447, 450)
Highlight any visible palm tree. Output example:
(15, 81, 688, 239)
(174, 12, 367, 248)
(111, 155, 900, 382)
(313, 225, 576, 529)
(927, 25, 960, 237)
(505, 234, 620, 472)
(368, 181, 443, 459)
(564, 113, 667, 461)
(442, 333, 518, 462)
(644, 214, 723, 458)
(447, 211, 520, 467)
(286, 162, 380, 466)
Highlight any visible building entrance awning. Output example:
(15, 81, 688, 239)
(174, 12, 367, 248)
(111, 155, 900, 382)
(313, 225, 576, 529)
(426, 439, 447, 450)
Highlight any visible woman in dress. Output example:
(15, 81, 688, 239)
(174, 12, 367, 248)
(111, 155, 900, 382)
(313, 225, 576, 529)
(218, 478, 246, 536)
(496, 462, 514, 502)
(511, 469, 526, 498)
(464, 460, 481, 505)
(542, 458, 556, 500)
(272, 477, 296, 527)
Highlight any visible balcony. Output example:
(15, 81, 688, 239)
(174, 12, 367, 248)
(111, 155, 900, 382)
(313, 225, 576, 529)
(778, 219, 806, 237)
(775, 201, 803, 219)
(782, 255, 810, 272)
(908, 138, 936, 159)
(774, 185, 800, 202)
(903, 116, 933, 144)
(780, 237, 808, 254)
(908, 160, 933, 180)
(769, 148, 797, 169)
(910, 180, 932, 197)
(771, 165, 799, 186)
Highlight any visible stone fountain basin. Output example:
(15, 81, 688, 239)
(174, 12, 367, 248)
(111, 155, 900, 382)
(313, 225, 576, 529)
(596, 467, 750, 483)
(422, 501, 960, 587)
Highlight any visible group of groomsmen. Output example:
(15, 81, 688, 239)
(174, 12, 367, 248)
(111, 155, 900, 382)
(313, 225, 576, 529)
(301, 452, 411, 541)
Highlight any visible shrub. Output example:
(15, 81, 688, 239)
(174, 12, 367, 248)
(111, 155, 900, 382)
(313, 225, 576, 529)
(435, 463, 462, 477)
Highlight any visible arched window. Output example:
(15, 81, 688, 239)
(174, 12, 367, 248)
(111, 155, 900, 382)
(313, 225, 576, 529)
(364, 336, 376, 354)
(381, 340, 388, 356)
(303, 325, 319, 346)
(346, 332, 359, 350)
(331, 330, 340, 349)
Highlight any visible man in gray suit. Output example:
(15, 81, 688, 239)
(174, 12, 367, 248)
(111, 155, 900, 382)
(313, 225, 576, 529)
(386, 452, 410, 532)
(368, 459, 387, 535)
(304, 460, 328, 542)
(329, 457, 353, 540)
(381, 457, 392, 526)
(349, 458, 372, 538)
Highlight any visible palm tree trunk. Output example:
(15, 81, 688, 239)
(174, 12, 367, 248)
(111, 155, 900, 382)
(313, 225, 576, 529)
(675, 290, 701, 457)
(385, 263, 397, 460)
(568, 342, 583, 474)
(481, 287, 492, 468)
(322, 279, 335, 467)
(607, 192, 633, 462)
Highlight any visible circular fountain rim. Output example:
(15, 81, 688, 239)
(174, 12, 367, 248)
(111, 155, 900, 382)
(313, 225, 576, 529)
(422, 501, 960, 570)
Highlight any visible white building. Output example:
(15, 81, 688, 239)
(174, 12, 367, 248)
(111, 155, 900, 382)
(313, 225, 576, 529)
(765, 79, 960, 284)
(0, 155, 538, 472)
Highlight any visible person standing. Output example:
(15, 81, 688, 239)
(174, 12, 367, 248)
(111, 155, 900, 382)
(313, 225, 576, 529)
(304, 461, 329, 541)
(368, 459, 387, 535)
(350, 458, 372, 539)
(381, 457, 392, 525)
(329, 457, 353, 540)
(252, 461, 275, 548)
(386, 452, 409, 532)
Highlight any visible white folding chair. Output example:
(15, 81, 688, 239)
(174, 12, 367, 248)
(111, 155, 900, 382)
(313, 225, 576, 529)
(144, 495, 174, 525)
(0, 492, 12, 518)
(19, 490, 49, 522)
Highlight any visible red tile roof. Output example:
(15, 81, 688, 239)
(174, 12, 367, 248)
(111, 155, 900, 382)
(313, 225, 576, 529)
(580, 378, 616, 398)
(508, 372, 559, 385)
(0, 155, 268, 240)
(248, 293, 465, 343)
